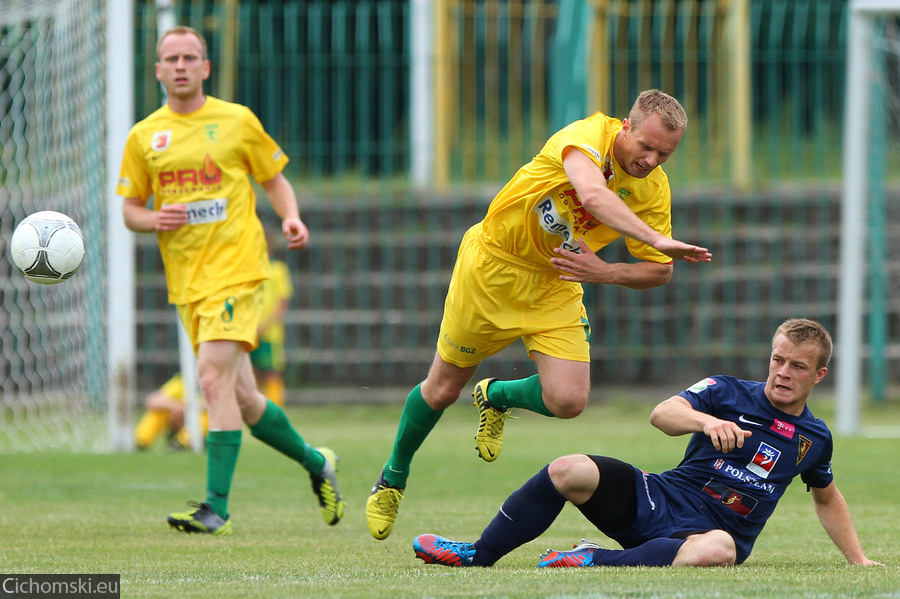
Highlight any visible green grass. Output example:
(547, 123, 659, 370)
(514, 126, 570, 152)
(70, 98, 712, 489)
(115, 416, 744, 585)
(1, 397, 898, 598)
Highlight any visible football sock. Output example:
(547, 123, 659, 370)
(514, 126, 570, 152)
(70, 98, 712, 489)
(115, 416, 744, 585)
(473, 465, 565, 566)
(589, 538, 685, 567)
(205, 430, 242, 519)
(382, 384, 443, 488)
(486, 374, 553, 416)
(249, 400, 325, 474)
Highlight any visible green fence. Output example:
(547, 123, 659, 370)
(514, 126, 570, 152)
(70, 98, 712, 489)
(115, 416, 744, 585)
(130, 1, 899, 398)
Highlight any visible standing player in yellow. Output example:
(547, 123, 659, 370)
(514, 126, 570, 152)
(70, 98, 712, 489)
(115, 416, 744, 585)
(117, 26, 344, 534)
(367, 90, 712, 540)
(250, 246, 293, 407)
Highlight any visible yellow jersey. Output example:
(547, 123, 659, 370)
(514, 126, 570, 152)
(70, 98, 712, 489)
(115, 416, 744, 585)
(159, 373, 185, 403)
(117, 96, 288, 304)
(481, 111, 673, 268)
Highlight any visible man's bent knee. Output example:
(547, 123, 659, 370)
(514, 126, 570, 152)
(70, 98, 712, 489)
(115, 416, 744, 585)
(543, 393, 588, 419)
(674, 530, 737, 567)
(547, 454, 598, 502)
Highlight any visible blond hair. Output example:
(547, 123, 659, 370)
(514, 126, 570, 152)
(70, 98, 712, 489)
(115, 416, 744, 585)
(774, 318, 833, 369)
(156, 26, 208, 61)
(628, 89, 687, 132)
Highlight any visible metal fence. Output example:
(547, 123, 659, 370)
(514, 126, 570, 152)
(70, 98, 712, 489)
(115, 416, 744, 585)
(129, 1, 899, 399)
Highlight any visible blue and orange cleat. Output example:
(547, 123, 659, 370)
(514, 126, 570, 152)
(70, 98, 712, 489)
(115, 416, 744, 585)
(413, 534, 475, 567)
(538, 539, 602, 567)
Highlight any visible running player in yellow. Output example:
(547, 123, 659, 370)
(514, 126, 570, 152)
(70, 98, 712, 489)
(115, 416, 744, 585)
(117, 26, 343, 534)
(134, 372, 208, 450)
(367, 90, 712, 540)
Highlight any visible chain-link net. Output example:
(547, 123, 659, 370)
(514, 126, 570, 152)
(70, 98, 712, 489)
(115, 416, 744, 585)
(0, 0, 107, 452)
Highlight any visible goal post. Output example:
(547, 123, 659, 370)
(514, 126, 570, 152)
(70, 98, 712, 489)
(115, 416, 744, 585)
(106, 0, 137, 451)
(836, 0, 900, 435)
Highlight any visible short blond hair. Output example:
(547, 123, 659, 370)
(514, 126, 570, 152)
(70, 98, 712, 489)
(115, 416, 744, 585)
(628, 89, 687, 132)
(156, 26, 208, 61)
(774, 318, 833, 369)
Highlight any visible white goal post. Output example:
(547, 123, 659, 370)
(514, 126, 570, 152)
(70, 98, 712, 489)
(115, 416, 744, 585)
(836, 0, 900, 435)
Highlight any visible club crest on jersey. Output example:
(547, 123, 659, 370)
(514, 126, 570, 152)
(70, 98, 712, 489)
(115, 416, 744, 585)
(796, 435, 812, 465)
(151, 130, 172, 152)
(747, 442, 781, 478)
(205, 124, 219, 143)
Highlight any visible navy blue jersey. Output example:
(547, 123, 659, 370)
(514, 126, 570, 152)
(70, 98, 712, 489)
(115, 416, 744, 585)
(612, 375, 833, 564)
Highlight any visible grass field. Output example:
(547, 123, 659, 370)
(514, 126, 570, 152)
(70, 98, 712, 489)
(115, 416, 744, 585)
(1, 394, 898, 598)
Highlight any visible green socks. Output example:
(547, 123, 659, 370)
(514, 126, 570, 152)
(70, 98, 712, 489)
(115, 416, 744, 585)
(383, 384, 443, 488)
(380, 377, 552, 489)
(205, 430, 242, 519)
(250, 400, 325, 474)
(487, 374, 553, 416)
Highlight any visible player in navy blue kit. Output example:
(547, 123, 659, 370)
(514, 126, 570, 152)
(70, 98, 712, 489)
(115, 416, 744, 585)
(413, 319, 882, 568)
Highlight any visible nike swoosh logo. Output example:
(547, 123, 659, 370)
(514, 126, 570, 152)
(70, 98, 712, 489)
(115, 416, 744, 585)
(377, 528, 389, 536)
(486, 448, 495, 458)
(738, 415, 763, 426)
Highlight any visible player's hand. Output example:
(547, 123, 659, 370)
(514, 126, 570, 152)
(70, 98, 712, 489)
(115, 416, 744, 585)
(156, 203, 189, 231)
(702, 419, 751, 453)
(283, 216, 309, 250)
(551, 238, 613, 283)
(854, 558, 885, 566)
(653, 237, 712, 263)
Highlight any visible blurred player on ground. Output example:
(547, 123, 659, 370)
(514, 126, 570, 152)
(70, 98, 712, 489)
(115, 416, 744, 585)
(368, 90, 712, 540)
(134, 372, 208, 451)
(414, 319, 882, 569)
(117, 26, 344, 534)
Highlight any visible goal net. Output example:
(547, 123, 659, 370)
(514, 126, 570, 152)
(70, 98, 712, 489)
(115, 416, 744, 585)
(837, 1, 900, 435)
(0, 0, 107, 451)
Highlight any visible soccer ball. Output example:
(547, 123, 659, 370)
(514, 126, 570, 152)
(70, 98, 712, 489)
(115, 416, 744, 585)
(9, 211, 85, 285)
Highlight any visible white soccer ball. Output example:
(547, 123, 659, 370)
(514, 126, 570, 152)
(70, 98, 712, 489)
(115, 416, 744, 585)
(9, 211, 85, 285)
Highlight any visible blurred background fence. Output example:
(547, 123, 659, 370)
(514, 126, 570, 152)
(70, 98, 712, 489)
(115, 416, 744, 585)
(128, 0, 900, 401)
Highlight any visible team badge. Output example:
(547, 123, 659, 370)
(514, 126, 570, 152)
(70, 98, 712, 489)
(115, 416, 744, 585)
(746, 442, 781, 478)
(205, 124, 219, 143)
(151, 130, 172, 152)
(796, 435, 812, 465)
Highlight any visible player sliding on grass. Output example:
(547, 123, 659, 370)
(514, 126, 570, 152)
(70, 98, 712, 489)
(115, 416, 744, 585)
(117, 26, 344, 534)
(413, 319, 883, 568)
(367, 90, 712, 540)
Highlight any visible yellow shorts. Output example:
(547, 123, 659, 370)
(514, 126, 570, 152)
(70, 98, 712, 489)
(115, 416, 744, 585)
(437, 224, 591, 368)
(176, 281, 264, 355)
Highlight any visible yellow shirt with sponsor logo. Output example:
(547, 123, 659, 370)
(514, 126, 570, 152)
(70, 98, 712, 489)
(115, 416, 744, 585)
(116, 96, 287, 304)
(481, 111, 673, 268)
